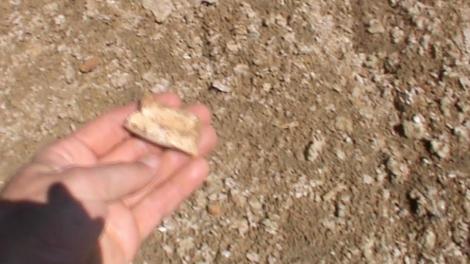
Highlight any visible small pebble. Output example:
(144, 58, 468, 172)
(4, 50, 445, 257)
(306, 135, 326, 162)
(79, 56, 100, 73)
(142, 0, 174, 23)
(201, 0, 218, 5)
(246, 252, 260, 263)
(402, 118, 426, 139)
(423, 229, 436, 250)
(367, 19, 385, 34)
(65, 63, 75, 83)
(430, 139, 450, 159)
(207, 202, 223, 216)
(211, 80, 232, 93)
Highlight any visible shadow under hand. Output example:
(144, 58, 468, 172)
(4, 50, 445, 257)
(0, 184, 104, 264)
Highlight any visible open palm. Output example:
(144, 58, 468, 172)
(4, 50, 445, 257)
(0, 92, 217, 264)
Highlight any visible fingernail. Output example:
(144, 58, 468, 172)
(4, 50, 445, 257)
(140, 155, 160, 170)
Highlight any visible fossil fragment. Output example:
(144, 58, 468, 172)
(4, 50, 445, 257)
(125, 96, 200, 155)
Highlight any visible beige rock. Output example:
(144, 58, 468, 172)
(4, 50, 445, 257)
(367, 19, 385, 34)
(335, 116, 353, 133)
(211, 80, 232, 93)
(142, 0, 174, 23)
(403, 119, 426, 139)
(430, 139, 450, 159)
(423, 229, 436, 250)
(386, 157, 410, 184)
(464, 26, 470, 53)
(306, 135, 326, 162)
(125, 96, 200, 155)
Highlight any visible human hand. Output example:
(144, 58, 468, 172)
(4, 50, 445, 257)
(0, 92, 217, 264)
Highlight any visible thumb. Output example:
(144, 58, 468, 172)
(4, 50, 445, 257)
(64, 155, 160, 201)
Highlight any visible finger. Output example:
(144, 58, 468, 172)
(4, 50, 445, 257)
(132, 159, 209, 239)
(99, 138, 162, 164)
(123, 125, 217, 206)
(71, 92, 181, 157)
(63, 155, 160, 201)
(150, 92, 182, 108)
(185, 103, 212, 125)
(34, 137, 99, 167)
(198, 125, 218, 156)
(70, 104, 136, 156)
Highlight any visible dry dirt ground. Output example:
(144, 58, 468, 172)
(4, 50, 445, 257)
(1, 0, 469, 263)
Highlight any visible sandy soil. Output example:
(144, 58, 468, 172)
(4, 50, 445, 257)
(0, 0, 469, 263)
